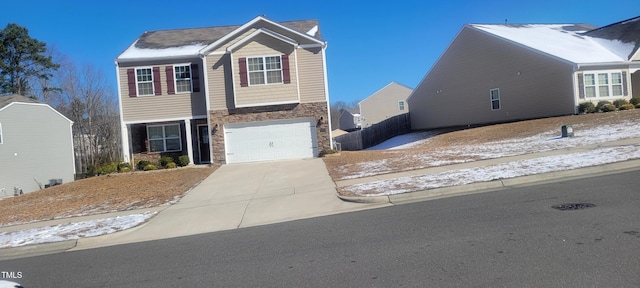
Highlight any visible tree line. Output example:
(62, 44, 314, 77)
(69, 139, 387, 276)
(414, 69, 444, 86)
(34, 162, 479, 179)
(1, 23, 120, 177)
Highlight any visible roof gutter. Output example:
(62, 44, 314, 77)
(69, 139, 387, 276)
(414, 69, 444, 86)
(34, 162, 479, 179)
(575, 61, 632, 70)
(115, 54, 199, 64)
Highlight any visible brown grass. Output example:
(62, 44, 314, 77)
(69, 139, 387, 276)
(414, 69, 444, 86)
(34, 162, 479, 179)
(323, 110, 640, 180)
(0, 166, 217, 226)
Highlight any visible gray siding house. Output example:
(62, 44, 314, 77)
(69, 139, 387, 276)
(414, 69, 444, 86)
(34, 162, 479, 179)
(408, 16, 640, 130)
(359, 82, 412, 128)
(0, 94, 75, 195)
(116, 16, 332, 165)
(338, 109, 361, 131)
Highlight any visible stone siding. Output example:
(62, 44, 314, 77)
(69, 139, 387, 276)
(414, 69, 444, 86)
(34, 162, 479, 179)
(209, 102, 330, 164)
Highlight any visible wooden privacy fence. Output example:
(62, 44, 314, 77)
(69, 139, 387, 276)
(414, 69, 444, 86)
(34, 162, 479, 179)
(334, 113, 411, 151)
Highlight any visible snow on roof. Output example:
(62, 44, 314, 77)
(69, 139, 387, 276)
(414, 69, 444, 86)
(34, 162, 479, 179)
(471, 24, 633, 64)
(118, 41, 207, 60)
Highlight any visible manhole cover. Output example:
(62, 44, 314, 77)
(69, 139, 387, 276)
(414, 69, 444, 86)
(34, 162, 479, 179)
(551, 203, 596, 210)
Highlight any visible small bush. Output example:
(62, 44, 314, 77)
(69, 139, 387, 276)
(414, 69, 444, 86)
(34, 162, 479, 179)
(160, 156, 175, 168)
(120, 167, 131, 173)
(143, 164, 157, 171)
(86, 165, 97, 177)
(118, 162, 132, 172)
(166, 162, 177, 169)
(630, 98, 640, 106)
(320, 149, 339, 157)
(612, 99, 629, 108)
(601, 104, 617, 112)
(136, 160, 151, 170)
(595, 101, 612, 112)
(98, 162, 118, 175)
(578, 102, 596, 113)
(177, 155, 190, 167)
(619, 103, 635, 110)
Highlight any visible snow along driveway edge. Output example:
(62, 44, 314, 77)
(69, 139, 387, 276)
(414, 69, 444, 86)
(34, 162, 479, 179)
(338, 158, 640, 204)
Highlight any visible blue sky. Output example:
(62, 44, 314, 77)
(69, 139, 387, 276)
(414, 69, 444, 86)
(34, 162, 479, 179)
(3, 0, 638, 104)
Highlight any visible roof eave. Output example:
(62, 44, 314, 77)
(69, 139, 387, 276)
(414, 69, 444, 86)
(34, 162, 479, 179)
(115, 54, 199, 64)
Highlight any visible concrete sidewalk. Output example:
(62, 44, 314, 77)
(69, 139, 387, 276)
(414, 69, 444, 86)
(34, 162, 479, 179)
(70, 158, 389, 251)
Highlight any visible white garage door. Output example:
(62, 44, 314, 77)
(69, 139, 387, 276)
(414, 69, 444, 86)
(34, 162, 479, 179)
(224, 118, 318, 164)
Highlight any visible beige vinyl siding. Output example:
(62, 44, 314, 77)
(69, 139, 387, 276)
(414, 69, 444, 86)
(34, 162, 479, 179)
(0, 103, 74, 194)
(232, 33, 298, 107)
(409, 26, 575, 130)
(119, 60, 206, 122)
(297, 46, 327, 103)
(207, 54, 234, 110)
(360, 83, 412, 127)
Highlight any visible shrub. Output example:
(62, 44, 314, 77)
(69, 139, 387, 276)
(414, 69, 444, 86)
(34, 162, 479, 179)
(143, 164, 157, 171)
(136, 160, 151, 170)
(612, 99, 629, 108)
(118, 162, 132, 172)
(160, 156, 175, 168)
(595, 101, 612, 112)
(630, 98, 640, 106)
(320, 149, 338, 157)
(601, 104, 617, 112)
(619, 103, 635, 110)
(166, 162, 177, 169)
(578, 102, 596, 113)
(86, 165, 97, 177)
(177, 155, 190, 167)
(98, 162, 118, 175)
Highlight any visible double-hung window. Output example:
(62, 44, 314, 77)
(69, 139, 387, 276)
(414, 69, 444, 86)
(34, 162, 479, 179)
(136, 68, 154, 96)
(147, 124, 181, 153)
(490, 88, 501, 110)
(248, 56, 282, 85)
(174, 65, 192, 93)
(583, 71, 623, 98)
(398, 101, 405, 111)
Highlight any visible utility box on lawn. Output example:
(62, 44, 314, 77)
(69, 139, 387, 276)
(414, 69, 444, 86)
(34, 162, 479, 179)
(562, 124, 574, 138)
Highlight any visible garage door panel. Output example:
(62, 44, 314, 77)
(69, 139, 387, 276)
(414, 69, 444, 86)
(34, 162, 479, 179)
(224, 118, 317, 164)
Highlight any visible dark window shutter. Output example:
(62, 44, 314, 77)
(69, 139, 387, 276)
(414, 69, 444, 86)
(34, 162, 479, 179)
(239, 58, 248, 87)
(191, 63, 200, 92)
(153, 66, 162, 95)
(578, 73, 584, 99)
(282, 54, 291, 84)
(127, 68, 137, 97)
(166, 66, 175, 95)
(622, 71, 628, 96)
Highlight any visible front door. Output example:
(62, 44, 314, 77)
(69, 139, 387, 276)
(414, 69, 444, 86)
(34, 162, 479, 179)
(198, 125, 211, 163)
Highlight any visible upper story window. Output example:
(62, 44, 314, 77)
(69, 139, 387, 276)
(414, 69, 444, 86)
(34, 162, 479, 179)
(490, 88, 501, 110)
(174, 65, 192, 93)
(136, 68, 154, 96)
(584, 71, 623, 98)
(398, 101, 405, 111)
(248, 56, 282, 85)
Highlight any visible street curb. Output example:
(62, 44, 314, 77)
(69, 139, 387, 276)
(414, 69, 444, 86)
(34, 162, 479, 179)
(0, 240, 77, 261)
(337, 159, 640, 205)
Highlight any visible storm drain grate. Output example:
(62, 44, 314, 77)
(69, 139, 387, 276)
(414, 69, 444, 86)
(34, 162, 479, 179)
(551, 203, 596, 211)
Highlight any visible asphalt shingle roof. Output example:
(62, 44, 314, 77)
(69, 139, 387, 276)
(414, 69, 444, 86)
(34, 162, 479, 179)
(0, 94, 39, 109)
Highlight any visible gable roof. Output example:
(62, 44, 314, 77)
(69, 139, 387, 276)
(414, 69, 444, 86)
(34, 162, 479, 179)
(582, 16, 640, 60)
(469, 17, 639, 64)
(360, 82, 413, 104)
(117, 16, 324, 62)
(0, 94, 39, 109)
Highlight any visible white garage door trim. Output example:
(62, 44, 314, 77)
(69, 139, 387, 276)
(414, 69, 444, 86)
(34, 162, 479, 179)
(224, 118, 318, 164)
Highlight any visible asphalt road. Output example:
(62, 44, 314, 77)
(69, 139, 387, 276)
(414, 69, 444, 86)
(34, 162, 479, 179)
(2, 169, 640, 287)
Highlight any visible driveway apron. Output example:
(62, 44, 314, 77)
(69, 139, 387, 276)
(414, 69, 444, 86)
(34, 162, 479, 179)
(73, 158, 387, 250)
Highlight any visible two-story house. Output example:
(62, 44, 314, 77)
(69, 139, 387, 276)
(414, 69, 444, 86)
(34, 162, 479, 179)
(116, 16, 332, 165)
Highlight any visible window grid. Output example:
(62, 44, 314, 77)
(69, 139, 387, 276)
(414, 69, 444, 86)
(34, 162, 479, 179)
(398, 101, 405, 111)
(583, 72, 623, 98)
(490, 89, 501, 110)
(248, 56, 282, 85)
(174, 65, 192, 93)
(147, 124, 181, 153)
(136, 68, 154, 96)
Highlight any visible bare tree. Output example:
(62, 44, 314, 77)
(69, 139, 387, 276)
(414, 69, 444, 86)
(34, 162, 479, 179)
(330, 100, 360, 130)
(32, 53, 121, 176)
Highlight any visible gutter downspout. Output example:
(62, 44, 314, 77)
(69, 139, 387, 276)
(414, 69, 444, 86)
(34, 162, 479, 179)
(114, 60, 131, 164)
(321, 41, 334, 150)
(200, 53, 214, 164)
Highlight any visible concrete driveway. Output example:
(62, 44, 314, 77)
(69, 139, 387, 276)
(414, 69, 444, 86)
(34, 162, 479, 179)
(74, 158, 388, 250)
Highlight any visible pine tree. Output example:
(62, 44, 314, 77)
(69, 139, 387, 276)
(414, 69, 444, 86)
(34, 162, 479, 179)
(0, 23, 59, 96)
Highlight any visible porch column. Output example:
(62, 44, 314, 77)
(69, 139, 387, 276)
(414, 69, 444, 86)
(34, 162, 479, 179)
(122, 123, 131, 163)
(184, 118, 194, 165)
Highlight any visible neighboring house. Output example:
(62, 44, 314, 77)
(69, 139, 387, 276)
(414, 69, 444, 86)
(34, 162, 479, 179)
(115, 16, 332, 165)
(0, 94, 75, 195)
(408, 16, 640, 130)
(359, 82, 412, 128)
(338, 109, 361, 131)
